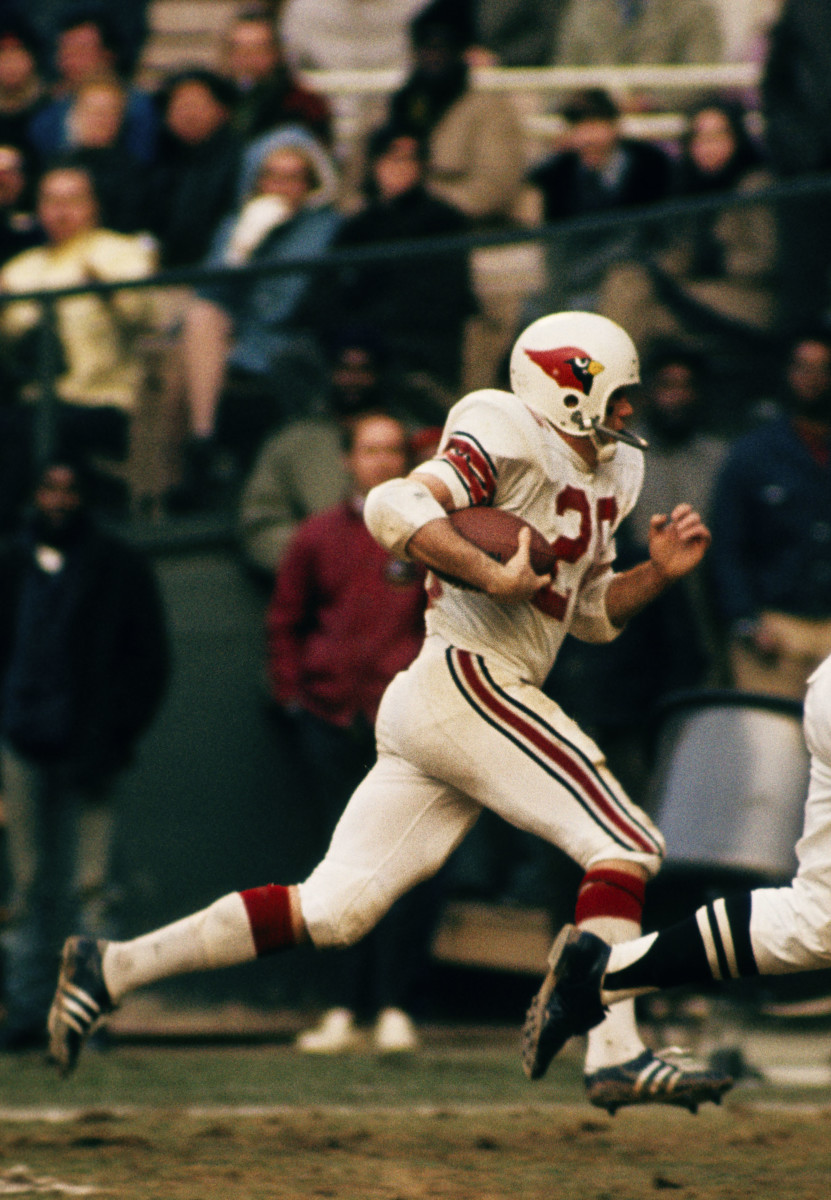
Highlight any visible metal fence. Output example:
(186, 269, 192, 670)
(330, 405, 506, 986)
(5, 168, 831, 529)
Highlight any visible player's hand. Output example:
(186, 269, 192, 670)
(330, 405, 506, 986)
(647, 503, 711, 582)
(485, 527, 552, 603)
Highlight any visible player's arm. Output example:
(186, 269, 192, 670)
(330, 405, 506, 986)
(605, 503, 711, 628)
(364, 470, 549, 604)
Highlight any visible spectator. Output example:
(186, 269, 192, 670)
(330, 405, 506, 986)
(167, 138, 342, 509)
(0, 456, 169, 1051)
(267, 412, 436, 1054)
(238, 337, 388, 583)
(525, 88, 673, 315)
(709, 329, 831, 700)
(222, 7, 332, 147)
(60, 77, 148, 234)
(28, 1, 150, 79)
(145, 69, 242, 270)
(27, 6, 158, 166)
(388, 0, 526, 228)
(302, 125, 476, 409)
(627, 343, 728, 680)
(466, 0, 566, 67)
(0, 166, 157, 472)
(628, 344, 727, 553)
(0, 15, 48, 165)
(279, 0, 433, 173)
(236, 122, 339, 212)
(761, 0, 831, 335)
(0, 144, 43, 267)
(553, 0, 723, 69)
(598, 99, 776, 394)
(388, 0, 528, 393)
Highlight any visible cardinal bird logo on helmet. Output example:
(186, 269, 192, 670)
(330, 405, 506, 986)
(524, 346, 605, 395)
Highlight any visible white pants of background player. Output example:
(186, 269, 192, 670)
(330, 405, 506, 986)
(747, 655, 831, 973)
(299, 635, 664, 1072)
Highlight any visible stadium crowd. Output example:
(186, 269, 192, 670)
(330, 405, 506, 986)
(4, 0, 831, 1052)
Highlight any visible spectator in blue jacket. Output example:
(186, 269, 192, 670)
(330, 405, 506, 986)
(710, 329, 831, 699)
(168, 135, 342, 510)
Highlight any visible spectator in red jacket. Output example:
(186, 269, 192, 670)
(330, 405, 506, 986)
(267, 412, 438, 1054)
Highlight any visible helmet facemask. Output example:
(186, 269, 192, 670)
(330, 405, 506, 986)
(568, 404, 650, 460)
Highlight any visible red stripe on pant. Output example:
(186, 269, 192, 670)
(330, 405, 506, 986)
(455, 650, 656, 855)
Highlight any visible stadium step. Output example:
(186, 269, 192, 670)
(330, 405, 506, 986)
(140, 0, 253, 84)
(431, 901, 554, 975)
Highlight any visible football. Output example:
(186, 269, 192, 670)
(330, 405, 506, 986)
(447, 507, 556, 577)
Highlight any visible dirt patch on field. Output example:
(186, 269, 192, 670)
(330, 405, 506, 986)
(2, 1105, 830, 1200)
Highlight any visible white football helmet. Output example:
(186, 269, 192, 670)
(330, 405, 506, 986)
(509, 311, 647, 456)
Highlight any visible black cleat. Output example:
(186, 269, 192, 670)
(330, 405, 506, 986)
(47, 937, 114, 1077)
(522, 925, 610, 1080)
(585, 1048, 734, 1115)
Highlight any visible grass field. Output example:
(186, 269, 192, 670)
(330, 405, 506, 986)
(1, 1027, 831, 1199)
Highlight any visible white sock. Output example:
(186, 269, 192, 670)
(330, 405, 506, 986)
(579, 915, 645, 1073)
(102, 892, 257, 1003)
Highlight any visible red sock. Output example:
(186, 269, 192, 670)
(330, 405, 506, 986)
(575, 867, 645, 926)
(239, 884, 297, 956)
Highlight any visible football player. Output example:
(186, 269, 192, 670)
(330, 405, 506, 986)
(47, 311, 729, 1111)
(520, 645, 831, 1105)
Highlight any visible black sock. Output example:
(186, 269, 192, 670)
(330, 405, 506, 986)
(605, 892, 759, 994)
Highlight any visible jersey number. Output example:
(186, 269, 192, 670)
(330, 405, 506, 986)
(532, 489, 617, 620)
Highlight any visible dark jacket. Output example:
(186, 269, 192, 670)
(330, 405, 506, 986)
(762, 0, 831, 174)
(709, 416, 831, 626)
(230, 67, 332, 146)
(302, 184, 477, 387)
(529, 138, 673, 223)
(0, 521, 170, 785)
(146, 124, 243, 267)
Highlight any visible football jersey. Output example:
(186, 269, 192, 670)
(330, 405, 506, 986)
(417, 388, 644, 685)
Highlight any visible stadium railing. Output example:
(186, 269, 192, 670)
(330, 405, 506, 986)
(5, 166, 831, 540)
(298, 61, 765, 152)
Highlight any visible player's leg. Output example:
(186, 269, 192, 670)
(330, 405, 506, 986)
(48, 746, 477, 1074)
(558, 757, 831, 1009)
(526, 738, 831, 1108)
(47, 882, 305, 1074)
(411, 647, 730, 1109)
(570, 856, 651, 1075)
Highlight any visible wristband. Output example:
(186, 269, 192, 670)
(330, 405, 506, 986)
(364, 476, 448, 558)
